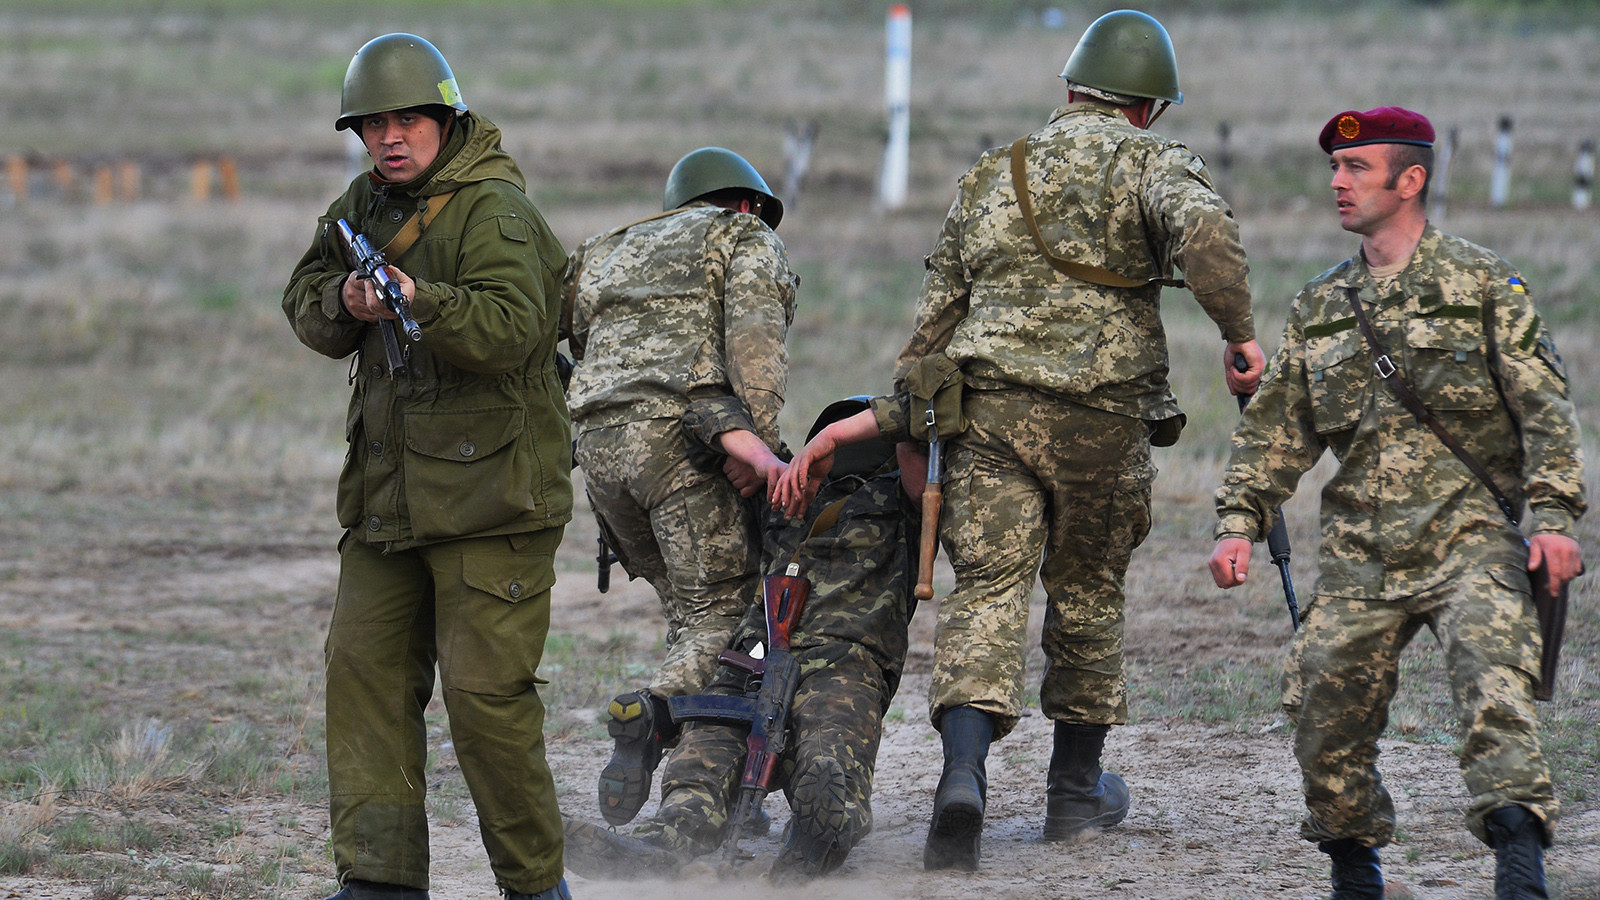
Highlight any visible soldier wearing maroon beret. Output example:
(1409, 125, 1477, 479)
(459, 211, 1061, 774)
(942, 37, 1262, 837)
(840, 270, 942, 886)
(1210, 106, 1584, 900)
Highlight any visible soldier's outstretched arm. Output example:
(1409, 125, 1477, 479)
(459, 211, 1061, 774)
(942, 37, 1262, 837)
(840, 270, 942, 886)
(773, 408, 881, 516)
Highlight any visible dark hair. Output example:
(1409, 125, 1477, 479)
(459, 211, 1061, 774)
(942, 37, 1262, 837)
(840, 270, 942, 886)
(1384, 143, 1433, 205)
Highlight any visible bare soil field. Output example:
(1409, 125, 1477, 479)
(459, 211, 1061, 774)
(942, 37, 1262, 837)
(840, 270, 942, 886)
(1, 2, 1598, 899)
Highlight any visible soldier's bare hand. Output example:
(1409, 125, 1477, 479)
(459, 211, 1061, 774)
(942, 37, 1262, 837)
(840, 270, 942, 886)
(723, 456, 764, 498)
(341, 271, 381, 323)
(1528, 532, 1583, 594)
(1209, 537, 1252, 588)
(1225, 340, 1266, 396)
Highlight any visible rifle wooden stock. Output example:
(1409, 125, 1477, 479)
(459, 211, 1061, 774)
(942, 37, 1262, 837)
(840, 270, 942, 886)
(720, 571, 810, 864)
(915, 435, 944, 602)
(915, 481, 941, 601)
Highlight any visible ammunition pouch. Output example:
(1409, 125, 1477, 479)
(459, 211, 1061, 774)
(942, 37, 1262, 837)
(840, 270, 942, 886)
(905, 353, 968, 442)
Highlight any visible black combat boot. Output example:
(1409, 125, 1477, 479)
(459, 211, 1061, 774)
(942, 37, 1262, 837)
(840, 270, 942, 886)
(319, 880, 429, 900)
(1042, 722, 1129, 841)
(922, 706, 993, 872)
(504, 877, 572, 900)
(1319, 838, 1383, 900)
(771, 755, 856, 882)
(1486, 805, 1549, 900)
(560, 817, 683, 880)
(598, 690, 675, 825)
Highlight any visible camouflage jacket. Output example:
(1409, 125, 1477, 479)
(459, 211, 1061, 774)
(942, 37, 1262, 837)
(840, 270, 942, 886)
(560, 203, 798, 449)
(282, 114, 573, 549)
(710, 463, 917, 705)
(895, 100, 1254, 421)
(1215, 225, 1586, 599)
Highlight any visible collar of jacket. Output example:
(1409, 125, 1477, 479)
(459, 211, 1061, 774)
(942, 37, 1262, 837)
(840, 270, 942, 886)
(1330, 222, 1448, 314)
(1047, 98, 1130, 127)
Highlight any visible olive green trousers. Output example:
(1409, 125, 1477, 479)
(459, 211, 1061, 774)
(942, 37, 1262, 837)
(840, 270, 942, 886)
(325, 528, 566, 894)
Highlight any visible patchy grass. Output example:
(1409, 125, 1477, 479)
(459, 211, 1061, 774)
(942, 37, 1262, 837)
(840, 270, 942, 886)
(0, 2, 1597, 895)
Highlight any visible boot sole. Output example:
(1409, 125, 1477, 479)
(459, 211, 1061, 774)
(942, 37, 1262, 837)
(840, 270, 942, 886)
(777, 758, 853, 877)
(598, 692, 662, 826)
(923, 792, 983, 871)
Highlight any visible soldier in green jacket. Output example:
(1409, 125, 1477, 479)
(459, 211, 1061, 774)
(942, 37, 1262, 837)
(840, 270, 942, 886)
(889, 11, 1263, 871)
(1209, 106, 1584, 900)
(559, 148, 796, 828)
(282, 33, 572, 900)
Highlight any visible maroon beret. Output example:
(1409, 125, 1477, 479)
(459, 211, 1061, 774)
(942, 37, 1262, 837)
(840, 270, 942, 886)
(1318, 107, 1435, 154)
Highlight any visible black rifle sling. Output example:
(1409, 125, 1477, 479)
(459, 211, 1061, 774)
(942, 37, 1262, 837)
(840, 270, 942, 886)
(1344, 286, 1520, 526)
(1009, 137, 1184, 290)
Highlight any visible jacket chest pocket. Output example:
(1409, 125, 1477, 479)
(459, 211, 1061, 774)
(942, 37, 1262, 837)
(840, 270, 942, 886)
(1305, 332, 1368, 435)
(1404, 315, 1498, 412)
(403, 405, 532, 541)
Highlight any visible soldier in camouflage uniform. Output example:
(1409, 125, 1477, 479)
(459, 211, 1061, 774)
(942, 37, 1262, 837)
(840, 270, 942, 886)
(282, 34, 571, 900)
(888, 11, 1263, 871)
(1210, 106, 1584, 900)
(560, 148, 798, 828)
(561, 397, 916, 881)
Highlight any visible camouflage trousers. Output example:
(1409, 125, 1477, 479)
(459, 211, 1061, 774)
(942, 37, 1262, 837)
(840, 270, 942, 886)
(931, 388, 1154, 738)
(325, 529, 566, 895)
(1284, 564, 1554, 847)
(576, 417, 760, 697)
(632, 647, 888, 859)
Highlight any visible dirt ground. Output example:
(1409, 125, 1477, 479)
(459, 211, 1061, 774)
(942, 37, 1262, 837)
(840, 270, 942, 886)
(1, 496, 1595, 900)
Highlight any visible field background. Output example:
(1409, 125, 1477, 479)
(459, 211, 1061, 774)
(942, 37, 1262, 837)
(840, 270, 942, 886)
(1, 1, 1597, 898)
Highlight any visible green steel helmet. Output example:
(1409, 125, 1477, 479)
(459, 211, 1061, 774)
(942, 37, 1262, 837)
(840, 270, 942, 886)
(336, 33, 468, 132)
(662, 147, 784, 229)
(1059, 10, 1183, 105)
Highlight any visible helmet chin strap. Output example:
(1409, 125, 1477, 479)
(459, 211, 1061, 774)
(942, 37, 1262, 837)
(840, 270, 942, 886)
(1144, 100, 1172, 129)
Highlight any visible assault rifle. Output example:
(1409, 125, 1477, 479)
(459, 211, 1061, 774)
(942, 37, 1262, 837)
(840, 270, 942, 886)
(1234, 354, 1301, 631)
(668, 563, 810, 865)
(334, 218, 423, 377)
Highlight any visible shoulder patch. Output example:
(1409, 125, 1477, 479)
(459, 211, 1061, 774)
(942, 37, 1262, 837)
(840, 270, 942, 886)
(1509, 276, 1527, 294)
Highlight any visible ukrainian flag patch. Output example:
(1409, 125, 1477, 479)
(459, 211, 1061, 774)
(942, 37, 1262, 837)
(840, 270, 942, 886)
(1509, 277, 1527, 293)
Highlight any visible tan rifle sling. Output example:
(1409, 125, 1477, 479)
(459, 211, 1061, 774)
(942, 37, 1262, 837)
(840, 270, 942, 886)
(379, 189, 460, 259)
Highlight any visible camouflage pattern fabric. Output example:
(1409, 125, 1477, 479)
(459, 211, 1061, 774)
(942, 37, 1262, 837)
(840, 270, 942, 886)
(894, 99, 1254, 423)
(623, 466, 916, 868)
(1216, 225, 1585, 593)
(561, 201, 796, 698)
(575, 417, 760, 698)
(931, 388, 1153, 738)
(561, 201, 798, 447)
(1215, 225, 1585, 847)
(1284, 566, 1552, 846)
